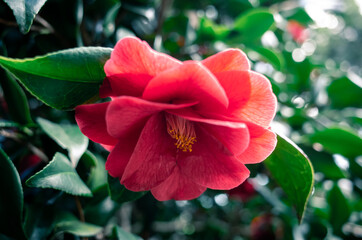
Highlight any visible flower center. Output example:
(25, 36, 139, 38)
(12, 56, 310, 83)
(166, 114, 197, 152)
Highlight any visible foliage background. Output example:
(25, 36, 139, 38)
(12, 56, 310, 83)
(0, 0, 361, 239)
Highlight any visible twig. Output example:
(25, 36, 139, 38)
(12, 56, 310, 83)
(75, 196, 88, 240)
(0, 129, 48, 163)
(154, 0, 172, 43)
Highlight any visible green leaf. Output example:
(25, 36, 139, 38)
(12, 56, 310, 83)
(264, 134, 314, 222)
(0, 148, 27, 239)
(86, 154, 108, 192)
(250, 47, 285, 71)
(3, 0, 48, 33)
(54, 212, 102, 237)
(327, 76, 362, 109)
(327, 184, 351, 236)
(108, 175, 147, 204)
(302, 146, 347, 180)
(103, 2, 122, 37)
(309, 127, 362, 159)
(234, 9, 274, 41)
(0, 47, 112, 110)
(0, 68, 33, 124)
(112, 226, 142, 240)
(26, 152, 92, 197)
(37, 118, 88, 166)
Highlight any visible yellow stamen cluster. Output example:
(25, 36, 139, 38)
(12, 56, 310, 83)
(166, 114, 197, 152)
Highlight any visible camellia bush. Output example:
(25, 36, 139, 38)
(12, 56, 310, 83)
(0, 0, 361, 240)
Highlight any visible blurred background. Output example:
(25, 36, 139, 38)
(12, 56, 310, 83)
(0, 0, 361, 239)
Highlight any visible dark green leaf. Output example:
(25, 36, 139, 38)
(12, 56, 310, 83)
(37, 118, 88, 166)
(309, 127, 362, 159)
(327, 77, 362, 109)
(0, 148, 27, 239)
(24, 205, 55, 240)
(327, 184, 351, 236)
(302, 146, 346, 180)
(0, 68, 33, 124)
(108, 175, 147, 204)
(112, 226, 142, 240)
(234, 9, 274, 41)
(264, 134, 314, 222)
(53, 212, 102, 237)
(3, 0, 48, 33)
(81, 150, 98, 168)
(0, 47, 112, 110)
(26, 152, 92, 197)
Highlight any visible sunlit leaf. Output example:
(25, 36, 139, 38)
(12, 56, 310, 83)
(53, 212, 102, 237)
(26, 152, 92, 197)
(3, 0, 48, 33)
(309, 127, 362, 159)
(264, 134, 314, 222)
(37, 118, 88, 166)
(112, 226, 143, 240)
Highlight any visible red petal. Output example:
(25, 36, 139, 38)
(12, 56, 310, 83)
(236, 71, 277, 128)
(106, 96, 197, 139)
(105, 137, 137, 178)
(143, 61, 228, 112)
(121, 113, 177, 191)
(106, 73, 152, 97)
(75, 102, 118, 146)
(168, 109, 250, 156)
(179, 126, 250, 190)
(237, 123, 277, 164)
(213, 70, 251, 117)
(151, 167, 206, 201)
(104, 36, 181, 87)
(99, 78, 115, 98)
(202, 48, 250, 73)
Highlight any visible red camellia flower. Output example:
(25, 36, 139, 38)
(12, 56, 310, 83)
(75, 37, 277, 201)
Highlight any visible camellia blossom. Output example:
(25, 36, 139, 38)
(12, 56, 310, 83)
(75, 37, 277, 201)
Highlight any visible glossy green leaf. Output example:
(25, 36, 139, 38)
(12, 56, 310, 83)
(37, 118, 88, 166)
(112, 226, 142, 240)
(81, 150, 98, 168)
(0, 148, 27, 240)
(3, 0, 48, 33)
(309, 127, 362, 159)
(0, 68, 33, 124)
(327, 184, 351, 236)
(108, 175, 147, 204)
(26, 152, 92, 197)
(264, 134, 314, 222)
(0, 47, 112, 110)
(234, 9, 274, 41)
(54, 212, 102, 237)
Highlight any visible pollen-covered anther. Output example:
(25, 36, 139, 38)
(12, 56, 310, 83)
(166, 114, 197, 152)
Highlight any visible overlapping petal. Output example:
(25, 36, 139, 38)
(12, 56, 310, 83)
(106, 96, 197, 139)
(237, 123, 277, 164)
(121, 113, 177, 191)
(168, 109, 250, 156)
(213, 70, 251, 117)
(202, 48, 250, 73)
(101, 37, 182, 97)
(179, 127, 250, 190)
(75, 102, 117, 146)
(143, 61, 229, 112)
(151, 167, 206, 201)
